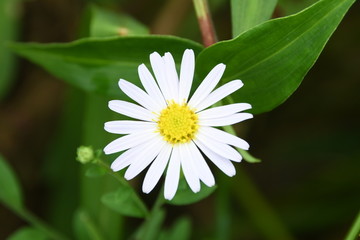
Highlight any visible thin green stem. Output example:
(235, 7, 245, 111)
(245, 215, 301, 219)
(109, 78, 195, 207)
(136, 187, 166, 240)
(97, 159, 129, 187)
(345, 211, 360, 240)
(97, 158, 150, 215)
(16, 208, 69, 240)
(192, 0, 217, 47)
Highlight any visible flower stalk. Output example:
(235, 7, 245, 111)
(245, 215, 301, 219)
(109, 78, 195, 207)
(193, 0, 217, 47)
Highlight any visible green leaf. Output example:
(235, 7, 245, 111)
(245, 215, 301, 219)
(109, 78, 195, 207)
(101, 186, 149, 218)
(197, 0, 356, 114)
(10, 36, 203, 98)
(7, 227, 47, 240)
(73, 209, 105, 240)
(0, 154, 23, 210)
(167, 178, 217, 205)
(0, 0, 20, 99)
(231, 0, 278, 37)
(89, 5, 148, 37)
(136, 208, 165, 240)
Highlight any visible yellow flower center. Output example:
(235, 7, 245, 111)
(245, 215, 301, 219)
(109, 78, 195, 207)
(157, 102, 199, 144)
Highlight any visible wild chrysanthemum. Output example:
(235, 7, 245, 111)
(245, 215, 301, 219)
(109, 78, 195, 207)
(104, 49, 252, 200)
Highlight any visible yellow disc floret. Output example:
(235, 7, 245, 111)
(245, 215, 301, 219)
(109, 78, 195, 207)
(157, 102, 199, 144)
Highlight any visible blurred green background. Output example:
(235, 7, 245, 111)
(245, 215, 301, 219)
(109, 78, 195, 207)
(0, 0, 359, 239)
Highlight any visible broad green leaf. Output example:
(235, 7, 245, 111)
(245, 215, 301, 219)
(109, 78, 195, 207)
(7, 227, 47, 240)
(231, 0, 278, 37)
(0, 155, 23, 210)
(10, 36, 203, 98)
(89, 5, 148, 37)
(0, 0, 20, 99)
(167, 178, 217, 205)
(197, 0, 356, 114)
(73, 209, 105, 240)
(101, 186, 149, 218)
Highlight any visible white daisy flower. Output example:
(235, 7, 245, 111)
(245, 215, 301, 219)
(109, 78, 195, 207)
(104, 49, 253, 200)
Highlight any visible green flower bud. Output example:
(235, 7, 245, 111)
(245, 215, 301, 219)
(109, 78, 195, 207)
(76, 146, 96, 164)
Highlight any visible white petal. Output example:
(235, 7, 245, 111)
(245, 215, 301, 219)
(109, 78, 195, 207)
(178, 49, 195, 103)
(179, 143, 201, 193)
(110, 142, 149, 172)
(164, 146, 181, 200)
(188, 63, 225, 107)
(142, 144, 172, 194)
(118, 79, 160, 112)
(104, 131, 157, 155)
(194, 140, 236, 177)
(150, 52, 172, 101)
(188, 141, 215, 187)
(138, 64, 167, 108)
(124, 135, 165, 180)
(195, 131, 242, 162)
(104, 120, 156, 134)
(200, 127, 249, 150)
(108, 100, 155, 122)
(200, 113, 253, 127)
(195, 80, 244, 111)
(163, 52, 179, 101)
(198, 103, 252, 119)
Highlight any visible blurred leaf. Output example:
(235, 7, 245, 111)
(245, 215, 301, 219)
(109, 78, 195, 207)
(197, 0, 356, 114)
(7, 227, 47, 240)
(239, 149, 261, 163)
(136, 208, 166, 240)
(0, 154, 23, 210)
(101, 186, 149, 218)
(73, 209, 105, 240)
(167, 178, 217, 205)
(231, 0, 278, 37)
(89, 5, 148, 37)
(0, 0, 20, 99)
(85, 164, 106, 178)
(159, 217, 192, 240)
(11, 36, 203, 98)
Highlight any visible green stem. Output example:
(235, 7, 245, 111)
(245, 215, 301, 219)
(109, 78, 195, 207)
(137, 188, 166, 240)
(16, 208, 69, 240)
(345, 211, 360, 240)
(97, 158, 150, 214)
(192, 0, 217, 47)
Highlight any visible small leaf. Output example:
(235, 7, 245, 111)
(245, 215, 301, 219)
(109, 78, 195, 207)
(231, 0, 278, 37)
(0, 154, 23, 210)
(7, 227, 47, 240)
(197, 0, 356, 114)
(101, 186, 149, 218)
(239, 149, 261, 163)
(10, 36, 203, 98)
(167, 178, 217, 205)
(89, 5, 148, 37)
(85, 165, 106, 178)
